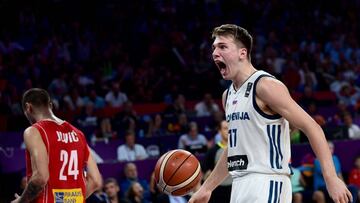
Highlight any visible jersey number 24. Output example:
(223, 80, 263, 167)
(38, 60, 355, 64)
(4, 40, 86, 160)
(59, 150, 79, 181)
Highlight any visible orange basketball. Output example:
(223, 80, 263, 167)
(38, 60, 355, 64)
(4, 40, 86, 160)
(154, 149, 202, 196)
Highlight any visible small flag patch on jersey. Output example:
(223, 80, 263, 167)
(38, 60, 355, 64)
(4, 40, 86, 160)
(245, 82, 253, 97)
(55, 192, 64, 203)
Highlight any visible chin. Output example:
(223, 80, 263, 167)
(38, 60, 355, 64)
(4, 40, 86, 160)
(222, 75, 231, 80)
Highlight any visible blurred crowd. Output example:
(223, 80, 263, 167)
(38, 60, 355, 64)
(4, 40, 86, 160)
(1, 0, 360, 202)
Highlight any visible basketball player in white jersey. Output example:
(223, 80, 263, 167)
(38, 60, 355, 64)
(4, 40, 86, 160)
(188, 24, 352, 203)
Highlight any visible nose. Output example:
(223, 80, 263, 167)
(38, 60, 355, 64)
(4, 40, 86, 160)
(212, 48, 219, 59)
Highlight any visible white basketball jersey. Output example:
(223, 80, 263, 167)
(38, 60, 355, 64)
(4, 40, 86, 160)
(225, 70, 292, 178)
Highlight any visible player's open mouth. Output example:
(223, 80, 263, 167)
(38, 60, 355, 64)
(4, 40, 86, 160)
(215, 61, 227, 73)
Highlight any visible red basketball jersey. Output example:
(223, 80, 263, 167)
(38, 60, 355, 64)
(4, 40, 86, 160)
(26, 119, 89, 203)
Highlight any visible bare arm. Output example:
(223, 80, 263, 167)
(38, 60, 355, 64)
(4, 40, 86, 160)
(15, 127, 49, 203)
(256, 77, 352, 203)
(85, 146, 102, 198)
(200, 147, 229, 191)
(188, 90, 229, 203)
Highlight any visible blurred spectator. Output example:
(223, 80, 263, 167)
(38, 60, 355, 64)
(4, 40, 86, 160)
(194, 93, 220, 117)
(178, 122, 208, 155)
(291, 167, 307, 203)
(83, 89, 106, 110)
(146, 114, 166, 137)
(307, 102, 326, 127)
(76, 102, 98, 141)
(312, 141, 358, 203)
(87, 188, 110, 203)
(0, 36, 24, 54)
(105, 81, 128, 108)
(330, 72, 348, 95)
(48, 71, 68, 102)
(348, 156, 360, 201)
(281, 59, 301, 91)
(299, 153, 315, 190)
(163, 94, 188, 118)
(342, 112, 360, 139)
(103, 178, 130, 203)
(201, 120, 231, 203)
(120, 163, 151, 201)
(298, 62, 318, 91)
(167, 113, 189, 135)
(336, 83, 360, 107)
(299, 85, 317, 110)
(8, 85, 23, 116)
(117, 131, 148, 162)
(63, 88, 85, 111)
(126, 181, 150, 203)
(113, 101, 138, 135)
(212, 119, 226, 145)
(98, 118, 117, 140)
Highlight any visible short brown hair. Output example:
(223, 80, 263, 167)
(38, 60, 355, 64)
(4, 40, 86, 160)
(22, 88, 51, 110)
(212, 24, 253, 59)
(104, 178, 118, 186)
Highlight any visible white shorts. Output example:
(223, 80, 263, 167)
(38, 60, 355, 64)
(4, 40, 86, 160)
(230, 173, 292, 203)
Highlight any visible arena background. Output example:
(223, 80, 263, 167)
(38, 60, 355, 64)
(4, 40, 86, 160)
(0, 0, 359, 202)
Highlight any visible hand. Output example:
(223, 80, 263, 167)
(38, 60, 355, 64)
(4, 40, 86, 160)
(326, 177, 353, 203)
(188, 188, 212, 203)
(11, 193, 21, 203)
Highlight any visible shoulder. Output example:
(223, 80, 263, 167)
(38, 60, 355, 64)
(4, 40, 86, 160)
(255, 76, 292, 104)
(179, 134, 187, 139)
(23, 126, 46, 151)
(195, 102, 203, 108)
(118, 145, 126, 150)
(256, 76, 286, 94)
(23, 126, 41, 140)
(135, 144, 146, 149)
(199, 134, 207, 140)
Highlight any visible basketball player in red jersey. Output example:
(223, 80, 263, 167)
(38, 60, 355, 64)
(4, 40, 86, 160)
(11, 88, 102, 203)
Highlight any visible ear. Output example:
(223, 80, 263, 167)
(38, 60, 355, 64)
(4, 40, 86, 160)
(25, 102, 32, 113)
(239, 48, 247, 60)
(49, 102, 53, 110)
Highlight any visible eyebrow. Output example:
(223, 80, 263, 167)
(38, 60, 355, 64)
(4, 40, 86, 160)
(212, 42, 227, 49)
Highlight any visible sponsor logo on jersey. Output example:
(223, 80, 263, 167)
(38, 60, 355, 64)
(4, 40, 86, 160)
(53, 188, 83, 203)
(227, 155, 248, 171)
(226, 112, 250, 122)
(244, 82, 253, 97)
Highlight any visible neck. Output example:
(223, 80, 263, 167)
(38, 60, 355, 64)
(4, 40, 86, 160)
(232, 63, 257, 90)
(34, 111, 60, 122)
(110, 196, 118, 203)
(135, 196, 142, 202)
